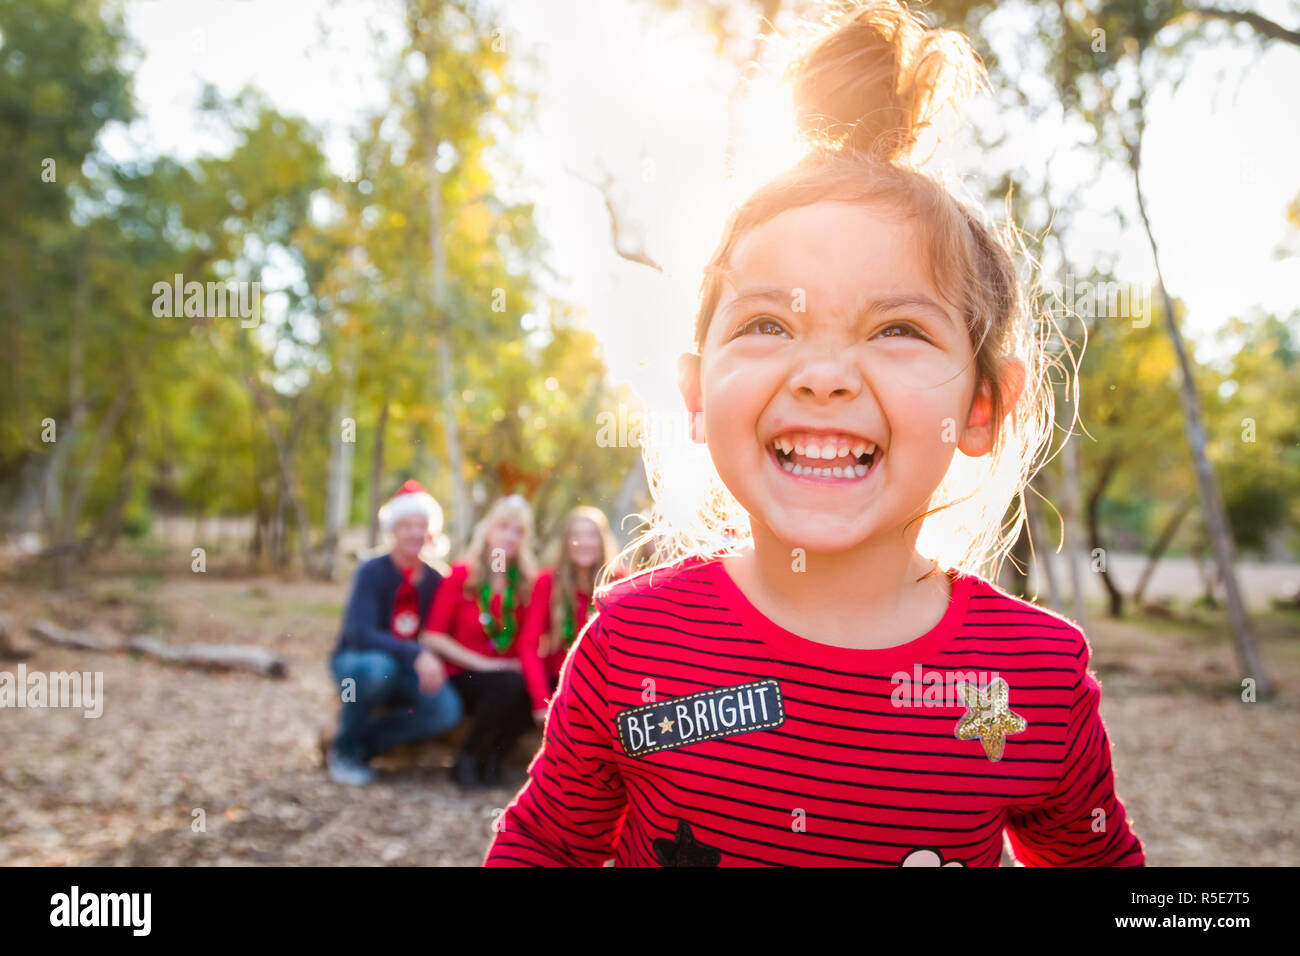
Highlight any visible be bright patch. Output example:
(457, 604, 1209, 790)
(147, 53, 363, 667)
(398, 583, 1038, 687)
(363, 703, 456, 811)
(616, 679, 785, 758)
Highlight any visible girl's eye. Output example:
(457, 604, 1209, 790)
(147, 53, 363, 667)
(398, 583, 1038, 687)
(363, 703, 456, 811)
(738, 316, 789, 337)
(875, 322, 927, 341)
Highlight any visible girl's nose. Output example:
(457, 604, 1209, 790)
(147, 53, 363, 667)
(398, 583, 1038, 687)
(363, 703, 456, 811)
(788, 350, 863, 402)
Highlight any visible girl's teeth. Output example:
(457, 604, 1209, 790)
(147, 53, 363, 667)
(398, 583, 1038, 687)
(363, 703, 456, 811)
(773, 434, 881, 476)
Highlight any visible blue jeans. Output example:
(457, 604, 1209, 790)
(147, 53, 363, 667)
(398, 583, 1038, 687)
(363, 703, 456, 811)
(330, 650, 463, 763)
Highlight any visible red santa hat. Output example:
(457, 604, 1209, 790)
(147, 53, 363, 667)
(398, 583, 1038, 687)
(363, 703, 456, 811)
(378, 480, 444, 532)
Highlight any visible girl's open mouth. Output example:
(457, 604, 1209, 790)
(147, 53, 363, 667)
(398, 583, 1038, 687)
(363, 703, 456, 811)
(766, 432, 880, 482)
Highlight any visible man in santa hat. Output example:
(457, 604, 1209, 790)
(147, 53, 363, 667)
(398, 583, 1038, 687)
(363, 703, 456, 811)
(326, 480, 463, 785)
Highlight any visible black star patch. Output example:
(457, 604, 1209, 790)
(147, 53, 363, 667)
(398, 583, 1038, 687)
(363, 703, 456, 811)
(653, 820, 721, 867)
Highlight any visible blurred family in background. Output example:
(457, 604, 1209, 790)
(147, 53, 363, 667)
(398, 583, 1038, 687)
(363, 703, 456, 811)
(326, 481, 626, 788)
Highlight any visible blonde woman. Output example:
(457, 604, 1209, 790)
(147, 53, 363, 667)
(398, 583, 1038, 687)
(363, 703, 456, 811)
(424, 494, 542, 788)
(518, 506, 627, 723)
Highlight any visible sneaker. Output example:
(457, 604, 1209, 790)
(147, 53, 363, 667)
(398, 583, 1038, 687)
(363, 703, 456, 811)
(326, 746, 375, 786)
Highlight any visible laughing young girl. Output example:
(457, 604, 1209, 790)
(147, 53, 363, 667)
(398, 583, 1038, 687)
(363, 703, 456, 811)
(486, 0, 1144, 866)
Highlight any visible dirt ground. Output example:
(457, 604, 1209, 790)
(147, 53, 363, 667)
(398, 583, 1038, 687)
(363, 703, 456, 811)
(1, 563, 1298, 866)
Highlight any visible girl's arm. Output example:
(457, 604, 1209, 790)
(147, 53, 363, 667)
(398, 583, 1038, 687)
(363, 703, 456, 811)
(1003, 639, 1146, 866)
(484, 610, 627, 866)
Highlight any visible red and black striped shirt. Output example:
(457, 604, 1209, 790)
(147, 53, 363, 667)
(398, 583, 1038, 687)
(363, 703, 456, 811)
(485, 553, 1145, 866)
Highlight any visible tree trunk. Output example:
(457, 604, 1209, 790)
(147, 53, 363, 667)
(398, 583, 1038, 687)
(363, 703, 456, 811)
(410, 1, 471, 556)
(9, 454, 45, 546)
(47, 248, 94, 588)
(321, 349, 357, 579)
(272, 484, 289, 570)
(243, 374, 315, 576)
(1052, 242, 1089, 630)
(1133, 500, 1193, 607)
(1085, 455, 1125, 618)
(63, 387, 130, 539)
(1128, 80, 1270, 695)
(1026, 490, 1062, 612)
(368, 395, 389, 548)
(90, 433, 139, 555)
(1191, 539, 1218, 608)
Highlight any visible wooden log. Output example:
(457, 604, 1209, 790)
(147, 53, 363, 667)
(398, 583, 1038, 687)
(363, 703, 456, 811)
(125, 635, 287, 679)
(28, 619, 121, 652)
(26, 618, 286, 678)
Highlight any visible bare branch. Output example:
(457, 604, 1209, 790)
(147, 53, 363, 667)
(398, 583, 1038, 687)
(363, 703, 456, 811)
(566, 164, 663, 272)
(1180, 6, 1300, 47)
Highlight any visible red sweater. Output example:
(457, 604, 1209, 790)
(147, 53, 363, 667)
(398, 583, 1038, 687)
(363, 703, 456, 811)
(425, 561, 536, 675)
(484, 554, 1146, 867)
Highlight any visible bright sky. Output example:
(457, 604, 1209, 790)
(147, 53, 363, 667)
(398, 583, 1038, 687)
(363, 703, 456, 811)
(103, 0, 1300, 413)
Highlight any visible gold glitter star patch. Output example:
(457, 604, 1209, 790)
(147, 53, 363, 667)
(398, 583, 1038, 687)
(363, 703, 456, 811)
(954, 677, 1027, 762)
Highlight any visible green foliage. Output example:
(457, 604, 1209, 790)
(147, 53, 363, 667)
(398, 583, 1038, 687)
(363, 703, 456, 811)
(0, 0, 637, 572)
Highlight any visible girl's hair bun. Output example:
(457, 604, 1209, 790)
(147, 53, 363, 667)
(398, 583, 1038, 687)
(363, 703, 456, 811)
(789, 0, 986, 163)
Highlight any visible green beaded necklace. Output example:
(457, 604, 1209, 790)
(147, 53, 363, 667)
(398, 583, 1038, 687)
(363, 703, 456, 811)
(478, 564, 519, 653)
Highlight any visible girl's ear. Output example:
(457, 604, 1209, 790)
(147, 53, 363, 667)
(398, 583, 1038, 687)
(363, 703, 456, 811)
(677, 351, 707, 444)
(958, 360, 1025, 457)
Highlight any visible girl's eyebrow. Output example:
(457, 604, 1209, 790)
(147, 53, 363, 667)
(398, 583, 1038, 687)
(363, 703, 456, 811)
(719, 287, 791, 313)
(722, 287, 957, 329)
(863, 294, 959, 329)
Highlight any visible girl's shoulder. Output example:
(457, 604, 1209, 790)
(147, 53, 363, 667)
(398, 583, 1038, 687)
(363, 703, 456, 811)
(953, 569, 1090, 656)
(590, 552, 720, 614)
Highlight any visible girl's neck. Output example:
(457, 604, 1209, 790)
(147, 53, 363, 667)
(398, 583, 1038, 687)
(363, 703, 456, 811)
(574, 564, 595, 593)
(730, 522, 946, 650)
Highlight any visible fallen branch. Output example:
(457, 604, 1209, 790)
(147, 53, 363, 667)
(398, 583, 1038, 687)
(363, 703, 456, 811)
(126, 635, 287, 679)
(25, 619, 287, 678)
(28, 619, 122, 652)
